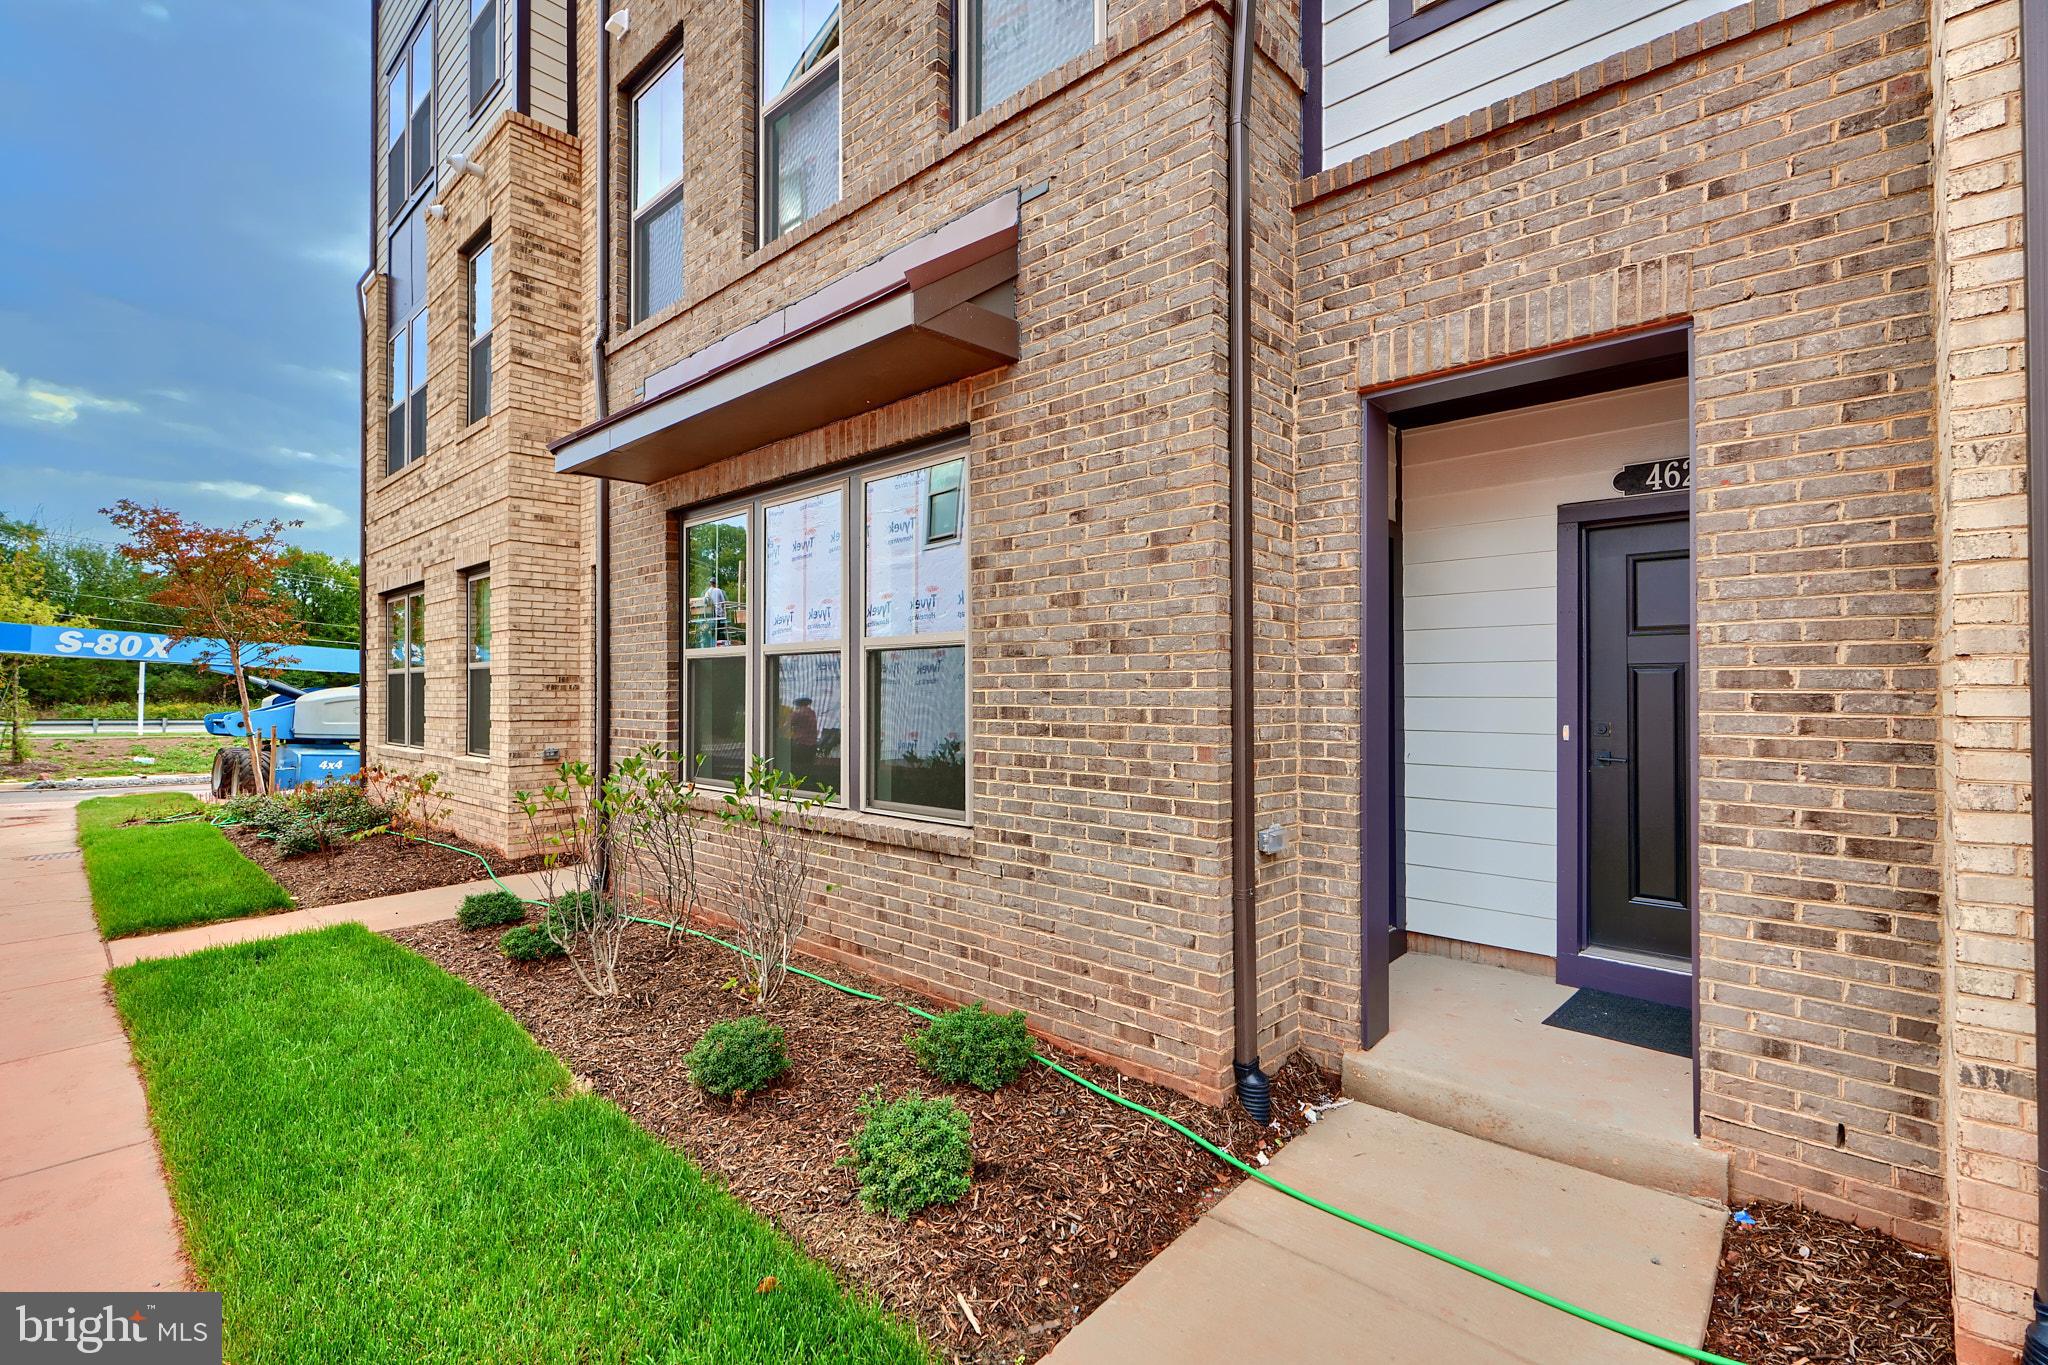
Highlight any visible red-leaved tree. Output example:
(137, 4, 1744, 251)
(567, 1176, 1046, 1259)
(101, 502, 307, 795)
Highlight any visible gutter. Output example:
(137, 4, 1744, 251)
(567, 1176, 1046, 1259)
(591, 0, 613, 781)
(2024, 0, 2048, 1355)
(1227, 0, 1271, 1123)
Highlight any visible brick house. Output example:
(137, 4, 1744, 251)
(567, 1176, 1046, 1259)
(358, 0, 2045, 1356)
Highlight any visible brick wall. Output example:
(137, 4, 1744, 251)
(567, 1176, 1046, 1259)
(570, 0, 1307, 1100)
(362, 112, 590, 854)
(1932, 0, 2036, 1356)
(1293, 0, 1948, 1242)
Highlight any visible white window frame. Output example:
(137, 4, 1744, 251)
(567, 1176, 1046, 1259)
(758, 3, 844, 245)
(385, 13, 437, 226)
(678, 439, 972, 825)
(955, 0, 1105, 122)
(385, 590, 427, 749)
(468, 0, 504, 116)
(630, 48, 687, 323)
(467, 236, 493, 424)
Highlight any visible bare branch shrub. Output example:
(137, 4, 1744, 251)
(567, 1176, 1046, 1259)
(718, 755, 833, 1003)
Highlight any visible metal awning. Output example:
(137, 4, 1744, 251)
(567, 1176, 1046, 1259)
(552, 193, 1021, 484)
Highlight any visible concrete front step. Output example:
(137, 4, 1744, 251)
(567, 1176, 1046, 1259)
(1049, 1102, 1726, 1364)
(1342, 954, 1729, 1202)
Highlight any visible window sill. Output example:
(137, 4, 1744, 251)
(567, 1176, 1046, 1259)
(375, 455, 430, 492)
(685, 790, 972, 858)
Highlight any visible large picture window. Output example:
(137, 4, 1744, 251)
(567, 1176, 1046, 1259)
(760, 0, 841, 243)
(959, 0, 1101, 119)
(386, 204, 429, 474)
(679, 444, 969, 822)
(386, 15, 435, 224)
(385, 591, 426, 748)
(631, 51, 686, 323)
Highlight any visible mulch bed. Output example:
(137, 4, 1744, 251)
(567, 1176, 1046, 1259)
(391, 917, 1337, 1364)
(1705, 1202, 1956, 1364)
(229, 828, 545, 909)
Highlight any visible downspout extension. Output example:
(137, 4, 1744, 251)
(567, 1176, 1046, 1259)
(2021, 2, 2048, 1358)
(1226, 0, 1270, 1125)
(591, 0, 614, 783)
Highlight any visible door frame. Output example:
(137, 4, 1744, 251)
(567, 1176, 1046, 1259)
(1356, 320, 1696, 1058)
(1554, 490, 1695, 1009)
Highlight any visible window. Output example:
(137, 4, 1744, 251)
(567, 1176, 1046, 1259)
(466, 575, 492, 756)
(1387, 0, 1512, 53)
(386, 204, 429, 473)
(385, 591, 426, 748)
(760, 1, 841, 243)
(959, 0, 1101, 119)
(468, 0, 500, 113)
(631, 51, 686, 322)
(678, 445, 969, 822)
(467, 238, 493, 423)
(386, 16, 436, 224)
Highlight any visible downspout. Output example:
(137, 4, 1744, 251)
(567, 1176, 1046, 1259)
(2024, 1, 2048, 1356)
(360, 1, 381, 723)
(591, 0, 613, 781)
(1227, 0, 1271, 1123)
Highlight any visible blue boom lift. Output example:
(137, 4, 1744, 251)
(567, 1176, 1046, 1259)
(204, 677, 362, 798)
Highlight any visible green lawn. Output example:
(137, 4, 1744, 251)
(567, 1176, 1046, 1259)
(76, 792, 293, 938)
(7, 733, 227, 780)
(111, 926, 926, 1364)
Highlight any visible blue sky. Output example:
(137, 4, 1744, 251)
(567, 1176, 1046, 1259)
(0, 1, 367, 559)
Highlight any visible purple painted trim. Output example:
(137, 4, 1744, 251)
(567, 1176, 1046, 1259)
(1300, 0, 1323, 176)
(1554, 489, 1693, 1013)
(1388, 0, 1512, 53)
(1359, 405, 1395, 1047)
(551, 192, 1021, 454)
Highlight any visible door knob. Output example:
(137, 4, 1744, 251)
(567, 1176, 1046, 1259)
(1592, 750, 1630, 767)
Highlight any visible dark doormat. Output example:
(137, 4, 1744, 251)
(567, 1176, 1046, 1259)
(1542, 988, 1691, 1058)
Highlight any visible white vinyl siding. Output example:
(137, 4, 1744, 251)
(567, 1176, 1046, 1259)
(1399, 380, 1687, 956)
(526, 0, 574, 132)
(1318, 0, 1737, 169)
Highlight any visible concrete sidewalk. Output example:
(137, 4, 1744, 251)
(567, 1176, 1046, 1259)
(107, 869, 554, 967)
(1049, 1102, 1726, 1365)
(0, 793, 187, 1292)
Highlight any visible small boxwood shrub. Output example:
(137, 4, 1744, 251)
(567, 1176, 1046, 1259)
(458, 890, 528, 930)
(908, 1002, 1035, 1091)
(550, 890, 601, 932)
(500, 924, 564, 961)
(842, 1090, 972, 1218)
(684, 1017, 789, 1098)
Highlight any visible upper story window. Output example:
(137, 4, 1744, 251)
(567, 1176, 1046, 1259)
(386, 16, 436, 224)
(468, 0, 501, 112)
(631, 51, 686, 322)
(467, 237, 493, 423)
(760, 1, 841, 244)
(959, 0, 1102, 119)
(386, 205, 430, 474)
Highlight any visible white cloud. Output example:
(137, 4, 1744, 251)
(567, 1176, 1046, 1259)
(191, 481, 348, 531)
(0, 369, 140, 427)
(139, 1, 170, 19)
(269, 445, 353, 469)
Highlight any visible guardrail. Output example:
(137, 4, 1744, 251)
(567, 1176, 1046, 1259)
(23, 719, 208, 735)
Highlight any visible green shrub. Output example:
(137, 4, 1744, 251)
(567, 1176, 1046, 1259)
(273, 816, 324, 857)
(459, 890, 529, 930)
(908, 1002, 1035, 1091)
(550, 890, 601, 933)
(684, 1018, 789, 1098)
(842, 1090, 972, 1218)
(500, 924, 565, 962)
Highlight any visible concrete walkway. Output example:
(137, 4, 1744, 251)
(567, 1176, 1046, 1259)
(0, 792, 187, 1292)
(1049, 1102, 1726, 1365)
(107, 869, 553, 967)
(0, 791, 551, 1291)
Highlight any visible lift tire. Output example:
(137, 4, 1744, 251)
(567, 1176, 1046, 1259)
(219, 747, 262, 799)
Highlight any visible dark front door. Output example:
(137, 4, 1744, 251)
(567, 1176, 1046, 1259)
(1561, 506, 1691, 1003)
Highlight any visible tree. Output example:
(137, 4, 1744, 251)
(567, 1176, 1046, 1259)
(0, 519, 63, 764)
(101, 502, 307, 794)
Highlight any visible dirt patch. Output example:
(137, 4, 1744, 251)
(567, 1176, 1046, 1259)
(1706, 1201, 1956, 1364)
(230, 828, 545, 909)
(391, 917, 1336, 1364)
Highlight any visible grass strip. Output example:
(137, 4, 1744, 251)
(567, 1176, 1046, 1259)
(77, 792, 292, 939)
(110, 924, 928, 1364)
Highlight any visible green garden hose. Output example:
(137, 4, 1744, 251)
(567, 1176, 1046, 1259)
(265, 825, 1749, 1365)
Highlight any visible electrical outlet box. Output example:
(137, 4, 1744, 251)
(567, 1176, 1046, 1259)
(1256, 823, 1286, 856)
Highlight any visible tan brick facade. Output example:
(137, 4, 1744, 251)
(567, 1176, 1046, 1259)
(361, 1, 2048, 1353)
